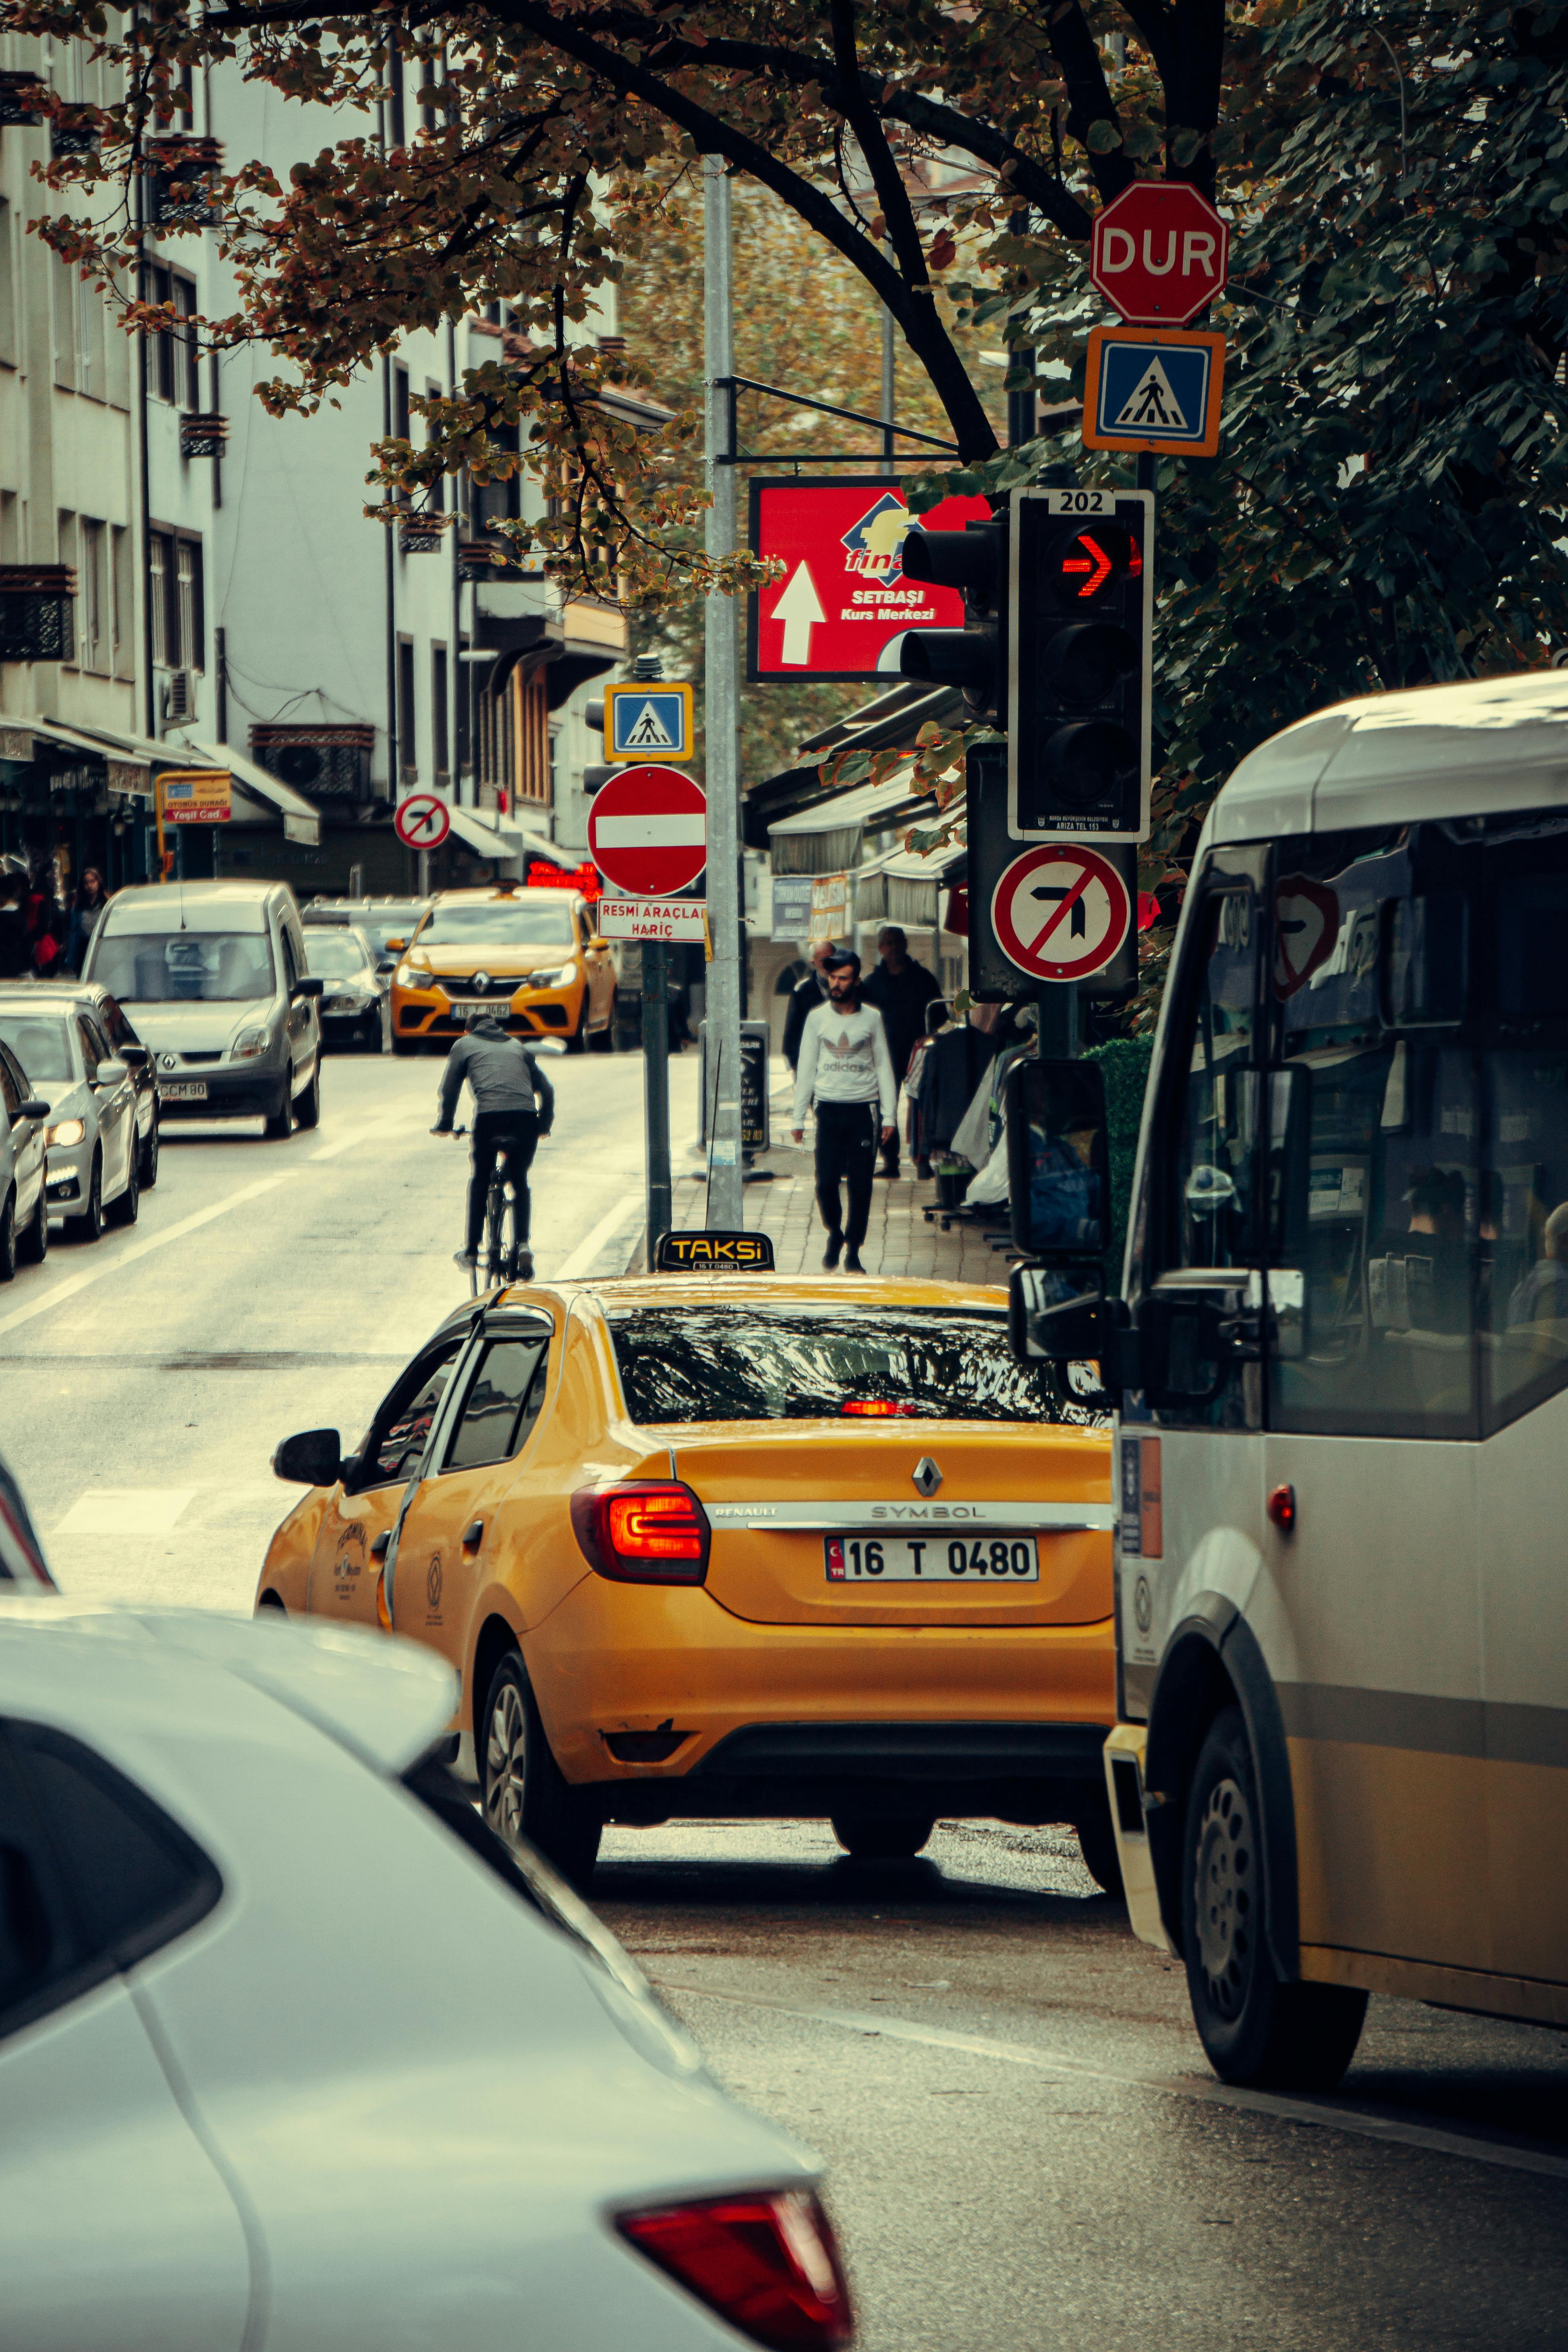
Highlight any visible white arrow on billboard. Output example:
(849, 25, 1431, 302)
(771, 561, 826, 666)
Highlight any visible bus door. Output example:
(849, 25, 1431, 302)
(1262, 829, 1488, 1977)
(1123, 850, 1267, 1723)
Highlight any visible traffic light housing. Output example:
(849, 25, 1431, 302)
(897, 512, 1008, 720)
(1008, 488, 1152, 842)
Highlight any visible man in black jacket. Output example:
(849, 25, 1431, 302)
(432, 1013, 555, 1276)
(861, 926, 941, 1176)
(782, 940, 837, 1073)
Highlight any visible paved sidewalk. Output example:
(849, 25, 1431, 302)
(656, 1061, 1014, 1287)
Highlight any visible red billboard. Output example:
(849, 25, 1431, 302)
(747, 478, 994, 684)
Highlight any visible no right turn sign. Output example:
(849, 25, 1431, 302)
(990, 842, 1133, 983)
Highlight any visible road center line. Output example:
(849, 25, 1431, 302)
(554, 1191, 642, 1279)
(0, 1174, 293, 1337)
(651, 1977, 1568, 2183)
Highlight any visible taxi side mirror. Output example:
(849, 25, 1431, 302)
(385, 937, 407, 953)
(272, 1428, 344, 1486)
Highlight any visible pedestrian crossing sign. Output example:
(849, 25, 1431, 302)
(604, 681, 695, 764)
(1081, 326, 1225, 457)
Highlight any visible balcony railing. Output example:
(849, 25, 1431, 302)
(0, 566, 75, 663)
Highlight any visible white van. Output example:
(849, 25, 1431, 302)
(1016, 669, 1568, 2091)
(84, 881, 323, 1136)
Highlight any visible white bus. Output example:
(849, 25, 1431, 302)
(1016, 669, 1568, 2091)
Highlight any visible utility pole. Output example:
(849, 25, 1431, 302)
(703, 154, 745, 1226)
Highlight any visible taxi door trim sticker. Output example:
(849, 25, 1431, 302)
(702, 1500, 1117, 1532)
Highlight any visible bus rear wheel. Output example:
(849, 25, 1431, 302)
(1182, 1707, 1366, 2092)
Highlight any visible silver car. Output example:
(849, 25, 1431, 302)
(0, 1031, 48, 1278)
(0, 995, 139, 1239)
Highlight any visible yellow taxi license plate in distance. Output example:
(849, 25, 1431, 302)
(825, 1534, 1039, 1583)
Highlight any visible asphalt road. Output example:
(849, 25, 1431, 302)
(4, 1040, 1566, 2350)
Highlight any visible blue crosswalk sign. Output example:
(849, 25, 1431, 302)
(1092, 337, 1216, 448)
(607, 685, 693, 760)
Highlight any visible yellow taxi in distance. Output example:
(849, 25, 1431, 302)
(389, 883, 616, 1053)
(256, 1275, 1117, 1889)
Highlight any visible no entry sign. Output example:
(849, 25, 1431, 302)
(990, 843, 1133, 983)
(394, 792, 451, 851)
(748, 479, 994, 682)
(1090, 183, 1229, 328)
(588, 764, 707, 898)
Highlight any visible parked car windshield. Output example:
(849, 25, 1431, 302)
(604, 1306, 1084, 1424)
(92, 930, 277, 1003)
(415, 899, 578, 948)
(305, 935, 373, 980)
(0, 1015, 73, 1084)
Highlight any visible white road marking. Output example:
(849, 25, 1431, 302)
(553, 1191, 642, 1279)
(309, 1107, 434, 1163)
(654, 1979, 1568, 2184)
(55, 1487, 196, 1535)
(0, 1174, 291, 1338)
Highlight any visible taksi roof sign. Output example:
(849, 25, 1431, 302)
(1082, 327, 1226, 457)
(989, 842, 1133, 983)
(748, 478, 993, 682)
(1090, 183, 1229, 328)
(587, 764, 707, 898)
(603, 681, 695, 764)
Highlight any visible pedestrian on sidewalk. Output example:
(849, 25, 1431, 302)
(66, 866, 109, 975)
(790, 948, 896, 1273)
(781, 938, 837, 1073)
(861, 924, 942, 1177)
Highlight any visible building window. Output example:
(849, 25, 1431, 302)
(111, 525, 132, 675)
(389, 31, 406, 148)
(149, 529, 204, 671)
(394, 366, 411, 506)
(143, 266, 199, 409)
(432, 645, 449, 783)
(0, 201, 15, 367)
(457, 633, 471, 777)
(80, 520, 107, 672)
(57, 511, 77, 662)
(397, 639, 416, 781)
(516, 667, 550, 805)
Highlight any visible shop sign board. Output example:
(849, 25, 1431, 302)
(748, 480, 994, 682)
(159, 768, 231, 825)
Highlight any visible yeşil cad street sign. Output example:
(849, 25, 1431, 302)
(1081, 326, 1226, 458)
(748, 478, 994, 682)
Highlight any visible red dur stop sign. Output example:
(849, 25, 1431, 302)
(1090, 183, 1229, 328)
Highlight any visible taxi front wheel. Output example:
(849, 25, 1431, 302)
(480, 1653, 602, 1890)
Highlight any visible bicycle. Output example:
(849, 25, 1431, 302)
(450, 1122, 533, 1295)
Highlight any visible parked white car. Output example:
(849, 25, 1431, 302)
(0, 1604, 853, 2352)
(0, 991, 140, 1239)
(0, 1028, 49, 1277)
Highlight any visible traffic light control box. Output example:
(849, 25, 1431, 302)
(1008, 487, 1153, 844)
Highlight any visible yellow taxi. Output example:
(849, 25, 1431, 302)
(389, 883, 617, 1053)
(256, 1270, 1116, 1888)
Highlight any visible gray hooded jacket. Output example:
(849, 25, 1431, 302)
(434, 1017, 555, 1130)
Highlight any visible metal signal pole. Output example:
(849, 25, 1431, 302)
(703, 155, 745, 1227)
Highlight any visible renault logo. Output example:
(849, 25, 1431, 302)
(912, 1457, 943, 1498)
(473, 971, 491, 993)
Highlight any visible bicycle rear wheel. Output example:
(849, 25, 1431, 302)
(483, 1170, 507, 1286)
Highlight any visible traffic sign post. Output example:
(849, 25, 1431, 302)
(748, 479, 993, 681)
(597, 897, 709, 944)
(394, 793, 452, 852)
(990, 843, 1133, 984)
(1090, 182, 1229, 326)
(968, 744, 1138, 1008)
(587, 766, 707, 898)
(1082, 326, 1226, 458)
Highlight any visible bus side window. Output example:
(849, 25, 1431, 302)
(1166, 891, 1258, 1275)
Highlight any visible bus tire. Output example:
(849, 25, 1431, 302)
(1182, 1707, 1366, 2092)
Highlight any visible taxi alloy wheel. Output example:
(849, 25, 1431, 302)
(1181, 1707, 1367, 2091)
(480, 1653, 601, 1890)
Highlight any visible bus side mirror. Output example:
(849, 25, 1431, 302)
(1005, 1057, 1112, 1262)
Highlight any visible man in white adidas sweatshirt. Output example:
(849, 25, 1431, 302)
(790, 948, 897, 1271)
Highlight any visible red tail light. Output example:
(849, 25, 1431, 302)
(570, 1481, 711, 1584)
(839, 1399, 919, 1417)
(619, 2189, 853, 2349)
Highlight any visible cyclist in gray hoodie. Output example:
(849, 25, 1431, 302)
(431, 1012, 555, 1276)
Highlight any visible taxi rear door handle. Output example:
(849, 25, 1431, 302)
(462, 1520, 484, 1549)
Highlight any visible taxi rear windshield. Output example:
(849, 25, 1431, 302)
(605, 1306, 1074, 1424)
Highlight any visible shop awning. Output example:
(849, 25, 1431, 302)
(854, 823, 966, 926)
(2, 717, 207, 796)
(185, 741, 322, 846)
(766, 768, 936, 876)
(445, 803, 526, 863)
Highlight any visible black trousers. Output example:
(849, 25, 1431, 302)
(468, 1110, 539, 1254)
(814, 1100, 879, 1252)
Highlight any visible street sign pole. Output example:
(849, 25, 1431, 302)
(640, 940, 673, 1266)
(703, 154, 744, 1228)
